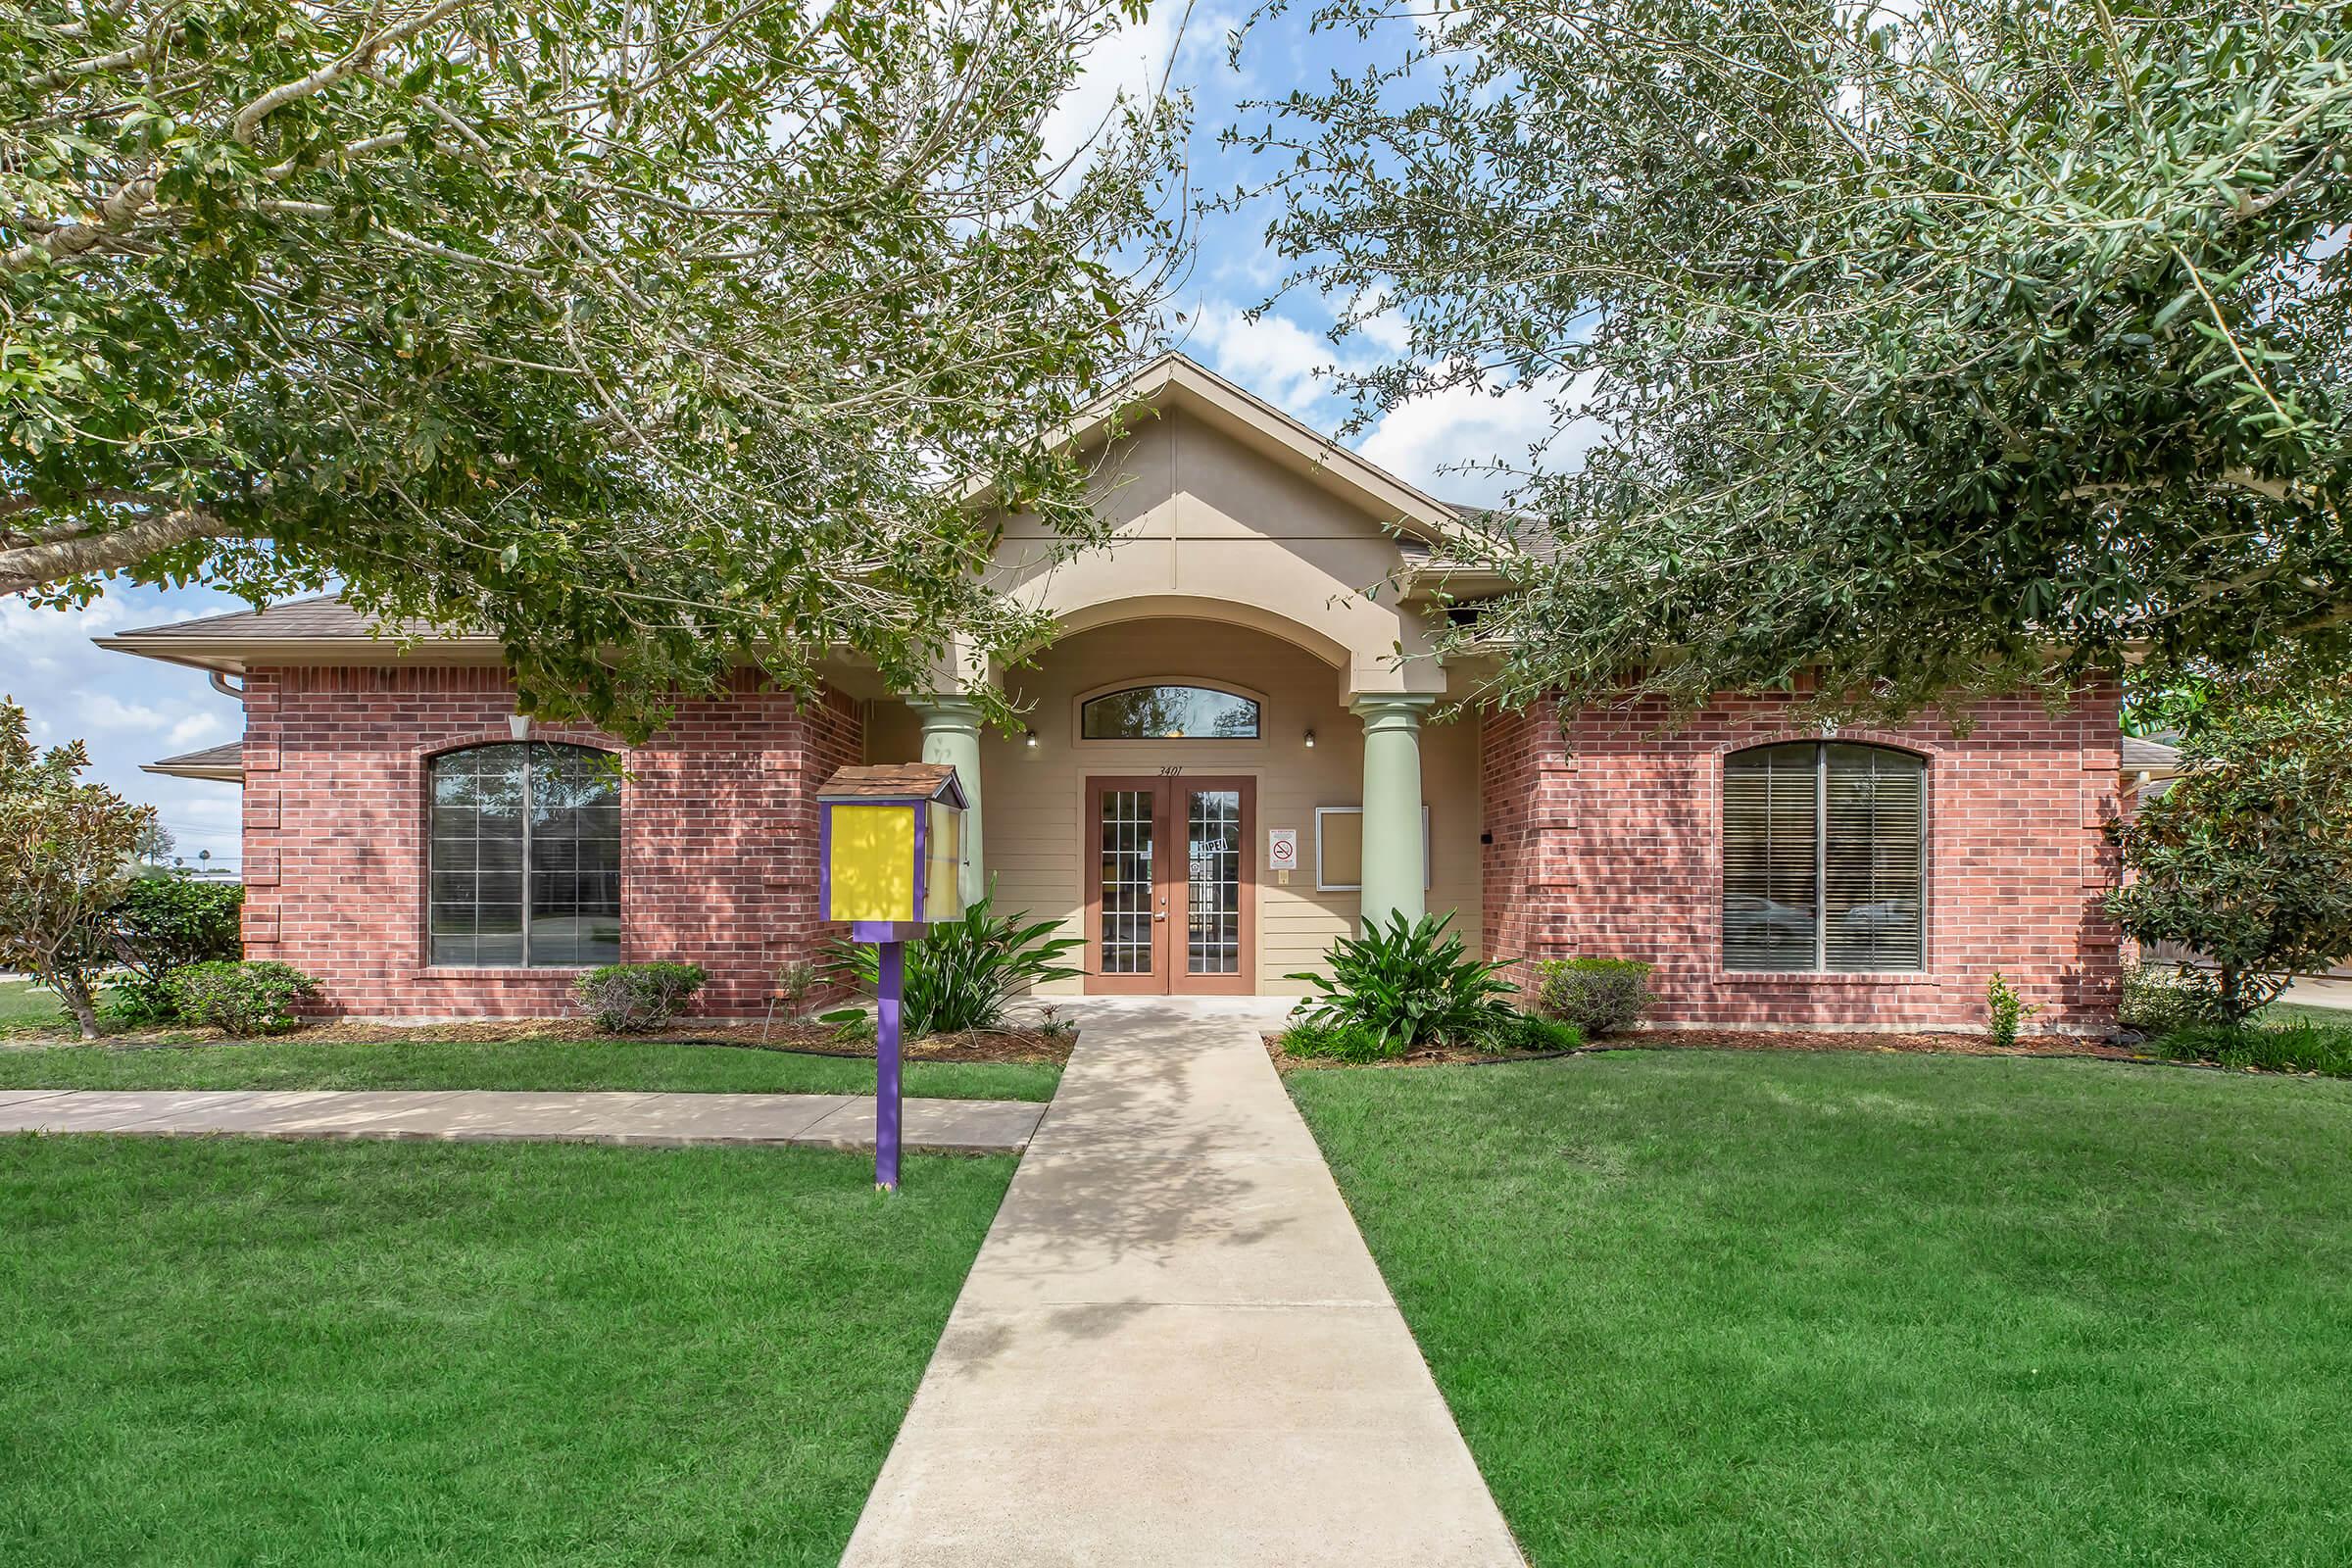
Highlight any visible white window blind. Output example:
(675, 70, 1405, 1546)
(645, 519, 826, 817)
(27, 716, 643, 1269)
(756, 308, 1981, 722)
(1723, 743, 1924, 972)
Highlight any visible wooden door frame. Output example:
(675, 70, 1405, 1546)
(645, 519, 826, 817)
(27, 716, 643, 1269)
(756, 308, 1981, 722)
(1168, 776, 1256, 996)
(1080, 774, 1257, 996)
(1082, 776, 1171, 995)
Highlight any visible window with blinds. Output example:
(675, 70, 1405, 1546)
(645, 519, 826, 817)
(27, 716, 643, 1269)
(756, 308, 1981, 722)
(1722, 743, 1925, 972)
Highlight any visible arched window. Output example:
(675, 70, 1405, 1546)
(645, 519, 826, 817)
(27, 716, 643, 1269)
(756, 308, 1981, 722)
(1723, 743, 1924, 972)
(429, 743, 620, 967)
(1081, 685, 1260, 740)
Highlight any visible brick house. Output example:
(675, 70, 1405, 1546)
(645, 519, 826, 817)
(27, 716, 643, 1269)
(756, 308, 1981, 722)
(108, 355, 2124, 1029)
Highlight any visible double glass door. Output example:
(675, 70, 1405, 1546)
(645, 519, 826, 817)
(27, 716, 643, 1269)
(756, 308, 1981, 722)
(1086, 776, 1255, 995)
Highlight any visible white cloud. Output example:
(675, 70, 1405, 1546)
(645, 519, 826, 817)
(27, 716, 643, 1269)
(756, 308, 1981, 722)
(1042, 3, 1238, 181)
(1355, 373, 1603, 507)
(1185, 301, 1365, 418)
(167, 710, 229, 749)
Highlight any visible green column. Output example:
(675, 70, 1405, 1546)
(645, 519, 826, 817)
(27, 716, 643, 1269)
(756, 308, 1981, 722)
(911, 697, 985, 908)
(1352, 695, 1436, 932)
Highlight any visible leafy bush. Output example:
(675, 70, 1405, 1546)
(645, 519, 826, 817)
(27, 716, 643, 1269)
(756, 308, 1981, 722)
(2106, 681, 2352, 1021)
(1288, 911, 1517, 1054)
(2150, 1021, 2352, 1079)
(574, 962, 707, 1033)
(1984, 971, 2038, 1048)
(1279, 1020, 1399, 1063)
(820, 891, 1085, 1038)
(104, 875, 245, 1023)
(1483, 1010, 1585, 1054)
(2117, 962, 2226, 1037)
(1535, 956, 1655, 1037)
(166, 960, 319, 1036)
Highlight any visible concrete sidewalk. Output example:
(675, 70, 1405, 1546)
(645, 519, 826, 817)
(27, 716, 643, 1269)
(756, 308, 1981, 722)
(0, 1088, 1043, 1152)
(839, 999, 1523, 1567)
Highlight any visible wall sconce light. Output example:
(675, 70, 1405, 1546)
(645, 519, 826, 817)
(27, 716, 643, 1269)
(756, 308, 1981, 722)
(1303, 728, 1316, 749)
(1024, 728, 1039, 749)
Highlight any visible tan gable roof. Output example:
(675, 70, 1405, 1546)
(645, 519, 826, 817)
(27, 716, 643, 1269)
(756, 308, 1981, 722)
(1012, 352, 1473, 552)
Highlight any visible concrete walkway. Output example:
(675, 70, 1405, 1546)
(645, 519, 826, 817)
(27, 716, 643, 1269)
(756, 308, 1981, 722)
(840, 999, 1523, 1567)
(0, 1088, 1043, 1152)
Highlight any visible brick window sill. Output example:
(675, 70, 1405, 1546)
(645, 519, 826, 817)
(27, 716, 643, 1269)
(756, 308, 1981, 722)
(412, 966, 593, 981)
(1711, 970, 1940, 987)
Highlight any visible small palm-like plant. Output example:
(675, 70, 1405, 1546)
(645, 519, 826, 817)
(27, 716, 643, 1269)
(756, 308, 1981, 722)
(820, 890, 1086, 1038)
(1288, 910, 1518, 1055)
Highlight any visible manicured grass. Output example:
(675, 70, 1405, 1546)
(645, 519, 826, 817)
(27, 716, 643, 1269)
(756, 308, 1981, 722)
(0, 978, 78, 1027)
(0, 1037, 1060, 1101)
(1289, 1051, 2352, 1566)
(2258, 999, 2352, 1028)
(0, 1137, 1012, 1565)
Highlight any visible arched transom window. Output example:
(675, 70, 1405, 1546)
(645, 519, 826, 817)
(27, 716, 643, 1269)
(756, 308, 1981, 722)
(1723, 743, 1925, 972)
(430, 743, 620, 967)
(1081, 685, 1260, 741)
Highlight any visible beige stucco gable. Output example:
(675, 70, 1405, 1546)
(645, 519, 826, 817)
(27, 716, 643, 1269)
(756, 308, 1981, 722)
(980, 402, 1449, 703)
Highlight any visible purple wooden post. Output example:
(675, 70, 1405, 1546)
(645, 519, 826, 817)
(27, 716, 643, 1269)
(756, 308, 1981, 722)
(875, 939, 905, 1192)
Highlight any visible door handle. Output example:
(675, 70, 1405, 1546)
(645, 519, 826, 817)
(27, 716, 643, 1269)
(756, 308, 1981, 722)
(1152, 911, 1167, 922)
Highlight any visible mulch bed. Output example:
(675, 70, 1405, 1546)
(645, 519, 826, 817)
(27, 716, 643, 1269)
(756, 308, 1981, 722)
(1266, 1027, 2144, 1072)
(1, 1014, 1074, 1064)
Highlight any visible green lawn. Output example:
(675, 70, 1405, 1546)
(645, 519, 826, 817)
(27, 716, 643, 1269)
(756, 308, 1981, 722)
(1289, 1051, 2352, 1566)
(0, 978, 81, 1028)
(2259, 999, 2352, 1028)
(0, 1137, 1011, 1565)
(0, 1037, 1060, 1101)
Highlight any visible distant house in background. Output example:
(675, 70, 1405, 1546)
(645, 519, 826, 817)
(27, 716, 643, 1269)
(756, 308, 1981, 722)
(2121, 735, 2183, 804)
(100, 354, 2130, 1031)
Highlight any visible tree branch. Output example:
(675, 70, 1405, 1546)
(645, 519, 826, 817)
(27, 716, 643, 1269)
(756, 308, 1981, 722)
(0, 507, 248, 596)
(231, 0, 483, 146)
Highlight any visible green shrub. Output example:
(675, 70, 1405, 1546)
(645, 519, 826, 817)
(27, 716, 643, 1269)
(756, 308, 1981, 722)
(2117, 962, 2227, 1036)
(167, 960, 319, 1036)
(820, 891, 1085, 1038)
(1535, 956, 1655, 1036)
(574, 962, 707, 1033)
(1280, 1020, 1399, 1063)
(103, 874, 245, 1024)
(1288, 911, 1517, 1054)
(1984, 970, 2039, 1048)
(2151, 1021, 2352, 1078)
(1482, 1010, 1585, 1054)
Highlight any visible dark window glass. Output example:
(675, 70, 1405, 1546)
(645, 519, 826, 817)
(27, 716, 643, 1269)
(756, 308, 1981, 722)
(1723, 743, 1924, 972)
(1081, 686, 1260, 740)
(429, 743, 620, 967)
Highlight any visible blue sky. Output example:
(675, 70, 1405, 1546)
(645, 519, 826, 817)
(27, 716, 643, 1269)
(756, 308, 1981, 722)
(3, 4, 1562, 873)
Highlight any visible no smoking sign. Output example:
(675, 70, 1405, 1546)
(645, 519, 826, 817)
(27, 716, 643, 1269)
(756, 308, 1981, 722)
(1268, 827, 1298, 875)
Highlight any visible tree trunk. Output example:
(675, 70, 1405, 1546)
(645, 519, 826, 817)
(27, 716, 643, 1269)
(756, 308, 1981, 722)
(46, 967, 101, 1040)
(2218, 964, 2248, 1025)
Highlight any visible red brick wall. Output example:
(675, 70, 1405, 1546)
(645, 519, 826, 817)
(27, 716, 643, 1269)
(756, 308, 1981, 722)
(1480, 688, 2125, 1032)
(239, 664, 861, 1019)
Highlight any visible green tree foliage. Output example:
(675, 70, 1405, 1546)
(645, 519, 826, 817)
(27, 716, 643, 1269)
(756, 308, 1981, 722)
(106, 871, 244, 1021)
(2106, 680, 2352, 1020)
(1240, 0, 2350, 718)
(0, 696, 154, 1037)
(2, 0, 1185, 733)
